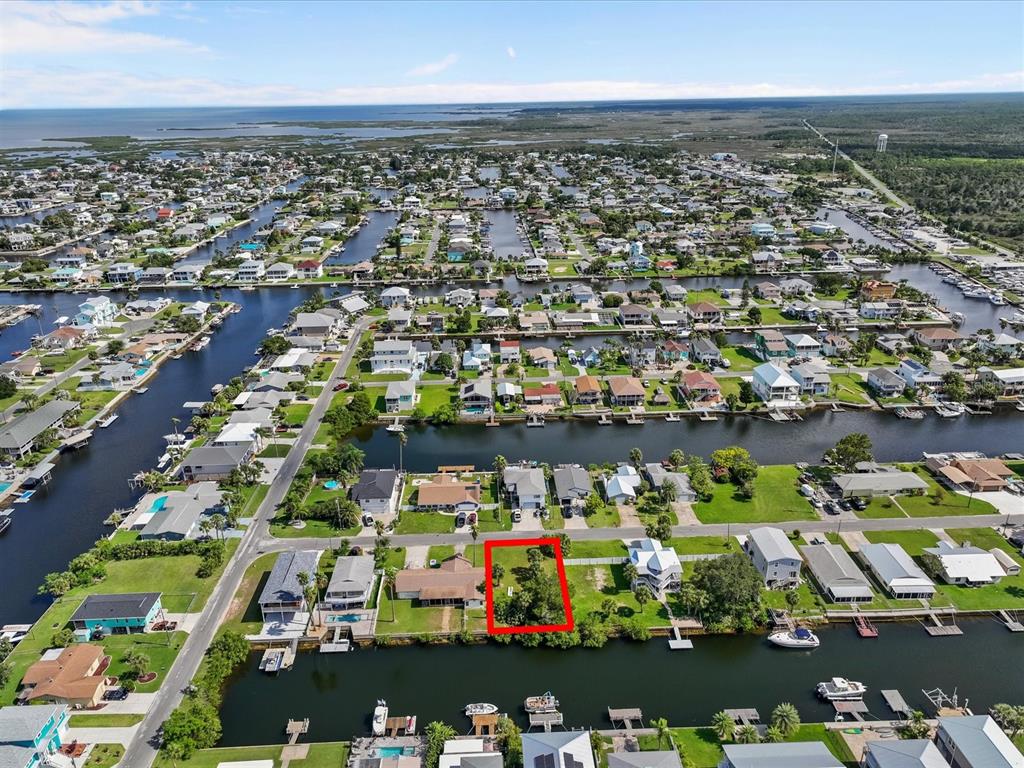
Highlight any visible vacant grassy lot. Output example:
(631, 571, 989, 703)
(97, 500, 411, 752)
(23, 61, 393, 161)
(856, 467, 997, 518)
(566, 563, 671, 629)
(863, 529, 940, 555)
(694, 465, 817, 524)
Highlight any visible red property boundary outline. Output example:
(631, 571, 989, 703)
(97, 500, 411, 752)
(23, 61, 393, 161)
(485, 537, 575, 635)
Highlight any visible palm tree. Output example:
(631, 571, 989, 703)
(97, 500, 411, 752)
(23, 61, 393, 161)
(383, 567, 398, 621)
(142, 471, 164, 493)
(198, 518, 213, 540)
(735, 725, 759, 744)
(649, 717, 671, 749)
(374, 519, 386, 538)
(770, 702, 800, 738)
(397, 431, 408, 473)
(711, 711, 735, 742)
(296, 571, 316, 633)
(469, 524, 479, 565)
(629, 447, 643, 468)
(633, 584, 651, 614)
(763, 726, 784, 743)
(623, 562, 638, 587)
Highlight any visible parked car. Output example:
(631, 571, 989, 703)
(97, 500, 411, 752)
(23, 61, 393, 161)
(800, 483, 815, 497)
(333, 380, 350, 391)
(511, 510, 522, 523)
(361, 514, 374, 527)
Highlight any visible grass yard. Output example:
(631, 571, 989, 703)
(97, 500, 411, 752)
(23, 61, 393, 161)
(694, 465, 817, 524)
(653, 723, 854, 768)
(269, 516, 361, 538)
(69, 713, 144, 727)
(667, 536, 741, 555)
(584, 503, 621, 529)
(565, 563, 671, 628)
(475, 506, 512, 532)
(568, 540, 628, 558)
(394, 510, 457, 534)
(933, 527, 1024, 610)
(894, 468, 997, 516)
(221, 552, 278, 635)
(863, 529, 940, 555)
(280, 403, 313, 427)
(375, 595, 455, 635)
(84, 744, 125, 768)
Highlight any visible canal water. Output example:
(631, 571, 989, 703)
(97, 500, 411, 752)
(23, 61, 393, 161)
(0, 286, 328, 624)
(485, 210, 527, 260)
(326, 211, 398, 266)
(218, 619, 1023, 745)
(351, 410, 1024, 473)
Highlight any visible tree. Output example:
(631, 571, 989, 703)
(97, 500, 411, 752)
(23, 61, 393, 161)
(645, 513, 673, 543)
(668, 449, 685, 468)
(0, 375, 16, 400)
(384, 567, 398, 621)
(899, 710, 930, 740)
(691, 553, 762, 625)
(687, 456, 714, 500)
(784, 589, 800, 610)
(629, 447, 643, 467)
(425, 722, 458, 768)
(991, 703, 1024, 740)
(763, 726, 784, 743)
(623, 561, 639, 587)
(770, 702, 800, 737)
(470, 524, 480, 564)
(122, 648, 150, 680)
(495, 716, 523, 768)
(738, 380, 756, 404)
(824, 432, 873, 471)
(712, 710, 735, 741)
(711, 446, 759, 485)
(941, 371, 967, 403)
(492, 563, 505, 586)
(735, 724, 759, 744)
(747, 306, 762, 325)
(161, 699, 222, 760)
(650, 717, 671, 749)
(633, 583, 652, 613)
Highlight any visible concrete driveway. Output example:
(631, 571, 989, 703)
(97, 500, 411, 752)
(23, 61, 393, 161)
(963, 491, 1023, 517)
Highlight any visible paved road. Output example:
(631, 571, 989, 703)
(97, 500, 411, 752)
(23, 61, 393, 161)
(121, 317, 370, 768)
(423, 220, 441, 265)
(256, 512, 1024, 552)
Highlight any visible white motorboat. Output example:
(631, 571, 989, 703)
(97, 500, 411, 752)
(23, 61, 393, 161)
(768, 627, 820, 649)
(372, 699, 388, 736)
(465, 703, 499, 716)
(524, 692, 559, 713)
(816, 677, 867, 701)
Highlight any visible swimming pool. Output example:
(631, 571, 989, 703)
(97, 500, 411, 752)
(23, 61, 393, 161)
(150, 496, 168, 512)
(0, 482, 10, 494)
(375, 748, 416, 758)
(327, 614, 360, 623)
(323, 480, 340, 490)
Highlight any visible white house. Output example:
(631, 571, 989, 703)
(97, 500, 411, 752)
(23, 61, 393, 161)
(744, 527, 802, 589)
(859, 543, 936, 599)
(628, 539, 682, 594)
(236, 259, 266, 282)
(74, 296, 118, 328)
(604, 465, 643, 504)
(370, 340, 416, 373)
(503, 466, 547, 510)
(923, 541, 1005, 586)
(380, 286, 411, 307)
(751, 363, 800, 407)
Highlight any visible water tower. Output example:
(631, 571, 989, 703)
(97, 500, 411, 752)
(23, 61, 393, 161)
(876, 133, 888, 153)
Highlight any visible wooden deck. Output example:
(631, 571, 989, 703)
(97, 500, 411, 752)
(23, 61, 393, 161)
(471, 714, 499, 735)
(607, 707, 643, 730)
(285, 718, 309, 745)
(528, 712, 564, 732)
(881, 689, 911, 717)
(724, 709, 760, 726)
(385, 715, 418, 736)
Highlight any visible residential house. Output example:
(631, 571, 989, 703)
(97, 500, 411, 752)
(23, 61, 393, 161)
(929, 457, 1015, 493)
(779, 278, 814, 297)
(754, 330, 790, 362)
(860, 301, 904, 320)
(618, 304, 652, 326)
(688, 301, 724, 325)
(914, 327, 964, 351)
(719, 743, 843, 768)
(0, 401, 79, 459)
(371, 340, 416, 373)
(867, 367, 906, 398)
(460, 378, 494, 411)
(628, 538, 682, 594)
(822, 334, 853, 358)
(0, 704, 69, 768)
(380, 286, 412, 307)
(645, 463, 697, 501)
(351, 469, 401, 515)
(898, 358, 942, 390)
(833, 471, 929, 498)
(745, 527, 802, 588)
(790, 362, 831, 396)
(415, 475, 481, 513)
(785, 333, 821, 358)
(800, 543, 873, 603)
(552, 465, 593, 510)
(862, 740, 948, 768)
(19, 645, 108, 708)
(236, 259, 266, 282)
(178, 443, 253, 482)
(860, 280, 898, 301)
(523, 383, 563, 407)
(522, 731, 596, 768)
(496, 381, 521, 405)
(923, 542, 1006, 586)
(503, 466, 547, 509)
(74, 295, 118, 327)
(296, 260, 324, 279)
(604, 465, 643, 504)
(935, 715, 1024, 768)
(138, 482, 226, 541)
(266, 262, 296, 281)
(104, 262, 142, 284)
(70, 592, 162, 636)
(322, 556, 375, 610)
(574, 375, 603, 405)
(977, 367, 1024, 397)
(394, 555, 484, 607)
(440, 738, 504, 768)
(754, 281, 781, 300)
(752, 363, 800, 406)
(859, 543, 936, 599)
(608, 376, 645, 406)
(690, 337, 723, 366)
(385, 380, 416, 413)
(258, 550, 323, 620)
(498, 340, 521, 364)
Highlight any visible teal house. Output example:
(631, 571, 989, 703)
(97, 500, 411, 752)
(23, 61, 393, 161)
(0, 704, 69, 768)
(70, 592, 162, 636)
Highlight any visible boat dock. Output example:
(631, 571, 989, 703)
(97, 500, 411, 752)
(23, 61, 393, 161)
(997, 610, 1024, 632)
(854, 615, 879, 638)
(924, 613, 963, 636)
(259, 645, 296, 672)
(724, 709, 760, 727)
(528, 712, 564, 732)
(470, 714, 499, 736)
(881, 689, 912, 719)
(60, 430, 92, 452)
(607, 707, 643, 730)
(668, 626, 693, 650)
(832, 700, 869, 722)
(285, 718, 309, 745)
(384, 715, 417, 736)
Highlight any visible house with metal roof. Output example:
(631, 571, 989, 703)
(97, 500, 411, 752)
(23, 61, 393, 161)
(859, 543, 936, 599)
(752, 363, 800, 407)
(258, 550, 322, 620)
(178, 443, 253, 482)
(322, 555, 375, 610)
(935, 715, 1024, 768)
(503, 466, 547, 510)
(800, 543, 873, 603)
(863, 739, 949, 768)
(719, 741, 843, 768)
(0, 704, 69, 768)
(552, 465, 593, 509)
(137, 482, 226, 541)
(440, 738, 503, 768)
(923, 542, 1006, 586)
(629, 538, 682, 595)
(833, 471, 929, 498)
(0, 401, 79, 459)
(609, 751, 681, 768)
(745, 527, 802, 589)
(522, 731, 596, 768)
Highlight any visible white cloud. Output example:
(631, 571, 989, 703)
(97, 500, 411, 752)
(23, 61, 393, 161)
(405, 53, 458, 78)
(507, 47, 517, 59)
(0, 1, 208, 54)
(3, 68, 1022, 110)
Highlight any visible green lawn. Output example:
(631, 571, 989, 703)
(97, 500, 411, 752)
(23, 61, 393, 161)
(569, 540, 628, 558)
(84, 744, 125, 768)
(893, 468, 998, 516)
(566, 563, 671, 628)
(280, 403, 313, 426)
(585, 504, 621, 529)
(863, 529, 940, 555)
(934, 527, 1024, 610)
(375, 595, 456, 635)
(394, 510, 458, 534)
(658, 723, 855, 768)
(221, 552, 278, 635)
(69, 713, 144, 727)
(667, 536, 741, 555)
(694, 466, 817, 524)
(269, 517, 360, 539)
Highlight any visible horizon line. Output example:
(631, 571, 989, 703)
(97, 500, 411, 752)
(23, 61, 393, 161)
(2, 90, 1023, 113)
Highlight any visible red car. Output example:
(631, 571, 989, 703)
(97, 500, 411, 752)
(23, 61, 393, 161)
(333, 380, 350, 392)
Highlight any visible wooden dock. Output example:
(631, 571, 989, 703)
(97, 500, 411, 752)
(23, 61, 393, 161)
(607, 707, 643, 730)
(833, 700, 869, 721)
(924, 613, 963, 636)
(854, 614, 879, 638)
(724, 709, 760, 726)
(471, 714, 499, 736)
(285, 718, 309, 745)
(881, 689, 912, 718)
(384, 715, 417, 736)
(528, 712, 563, 732)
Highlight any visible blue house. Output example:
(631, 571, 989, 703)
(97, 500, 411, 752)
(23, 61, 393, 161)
(70, 592, 162, 637)
(0, 704, 69, 768)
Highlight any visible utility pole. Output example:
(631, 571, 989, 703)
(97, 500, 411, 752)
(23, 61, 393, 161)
(832, 141, 839, 178)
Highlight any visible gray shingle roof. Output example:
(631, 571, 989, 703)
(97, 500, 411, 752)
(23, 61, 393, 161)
(800, 543, 873, 600)
(0, 400, 78, 451)
(259, 550, 322, 605)
(0, 703, 65, 742)
(722, 742, 843, 768)
(326, 556, 375, 595)
(350, 469, 398, 501)
(71, 592, 161, 622)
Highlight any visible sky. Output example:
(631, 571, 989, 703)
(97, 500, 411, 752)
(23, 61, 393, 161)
(1, 0, 1022, 109)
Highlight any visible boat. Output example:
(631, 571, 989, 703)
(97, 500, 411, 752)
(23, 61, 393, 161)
(133, 386, 149, 394)
(193, 336, 210, 351)
(949, 312, 965, 325)
(0, 515, 11, 536)
(816, 677, 868, 701)
(524, 692, 559, 713)
(98, 414, 119, 428)
(989, 293, 1007, 305)
(211, 383, 225, 395)
(768, 627, 820, 649)
(464, 703, 499, 716)
(372, 699, 389, 736)
(386, 423, 405, 433)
